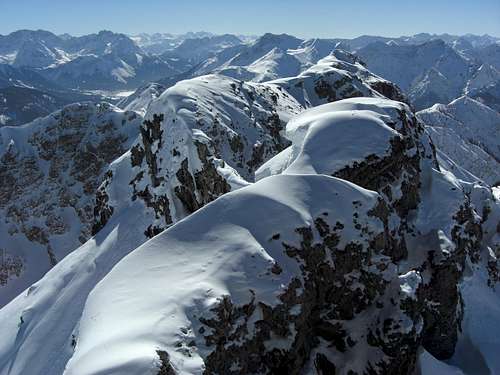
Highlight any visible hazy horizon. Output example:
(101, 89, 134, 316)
(2, 0, 499, 39)
(2, 28, 500, 40)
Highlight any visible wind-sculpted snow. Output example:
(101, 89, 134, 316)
(64, 174, 397, 374)
(92, 74, 303, 239)
(0, 102, 142, 306)
(0, 32, 498, 374)
(0, 96, 498, 375)
(257, 98, 415, 179)
(0, 51, 408, 309)
(94, 60, 406, 240)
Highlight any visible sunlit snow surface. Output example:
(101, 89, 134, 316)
(0, 96, 497, 374)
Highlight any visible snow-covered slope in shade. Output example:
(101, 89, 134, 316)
(0, 86, 74, 127)
(1, 97, 498, 375)
(417, 96, 500, 185)
(356, 40, 479, 110)
(474, 43, 500, 71)
(471, 81, 500, 113)
(0, 102, 142, 306)
(0, 64, 59, 91)
(117, 82, 167, 116)
(465, 63, 500, 95)
(41, 52, 180, 90)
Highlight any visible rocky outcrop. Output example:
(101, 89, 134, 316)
(91, 56, 410, 244)
(92, 74, 303, 239)
(253, 98, 500, 372)
(1, 86, 499, 375)
(0, 102, 142, 304)
(271, 52, 407, 108)
(199, 215, 421, 375)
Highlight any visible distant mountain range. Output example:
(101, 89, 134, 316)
(0, 29, 498, 126)
(0, 30, 185, 91)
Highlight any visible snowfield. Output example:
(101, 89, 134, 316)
(0, 94, 499, 375)
(0, 29, 499, 375)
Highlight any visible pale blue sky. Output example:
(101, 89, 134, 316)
(1, 0, 499, 38)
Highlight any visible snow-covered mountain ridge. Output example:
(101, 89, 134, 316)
(0, 30, 499, 375)
(356, 39, 500, 110)
(417, 96, 500, 186)
(0, 95, 498, 375)
(0, 30, 188, 90)
(0, 102, 142, 305)
(0, 53, 404, 307)
(0, 30, 498, 128)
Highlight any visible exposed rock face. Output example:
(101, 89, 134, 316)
(93, 74, 304, 238)
(91, 170, 115, 235)
(199, 215, 421, 375)
(1, 60, 499, 375)
(0, 250, 23, 286)
(0, 102, 142, 305)
(92, 57, 408, 241)
(38, 98, 498, 375)
(271, 52, 407, 108)
(196, 101, 434, 374)
(249, 98, 499, 372)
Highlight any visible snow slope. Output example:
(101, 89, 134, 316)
(356, 39, 473, 110)
(188, 34, 340, 83)
(65, 174, 386, 375)
(0, 51, 405, 310)
(0, 102, 142, 306)
(0, 97, 498, 375)
(90, 74, 303, 242)
(117, 82, 167, 116)
(417, 96, 500, 185)
(270, 51, 406, 108)
(94, 59, 406, 241)
(256, 98, 407, 179)
(162, 34, 243, 64)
